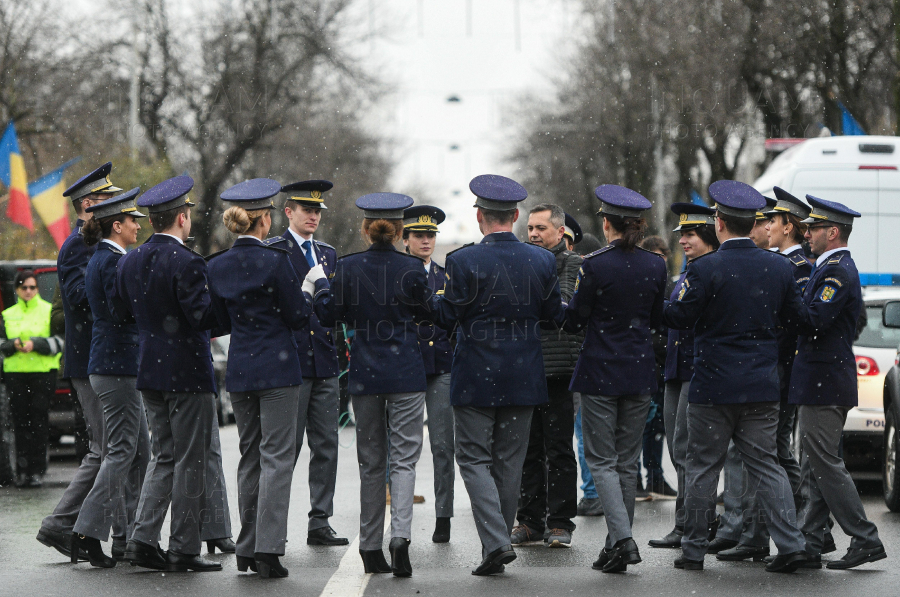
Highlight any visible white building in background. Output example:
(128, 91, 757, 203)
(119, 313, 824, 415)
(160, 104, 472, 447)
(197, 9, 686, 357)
(360, 0, 580, 243)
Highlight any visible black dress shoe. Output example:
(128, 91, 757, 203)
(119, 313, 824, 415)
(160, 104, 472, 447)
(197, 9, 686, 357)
(472, 545, 516, 576)
(360, 549, 391, 573)
(592, 548, 625, 572)
(236, 555, 258, 572)
(36, 527, 86, 561)
(716, 543, 770, 562)
(707, 537, 738, 554)
(125, 540, 167, 570)
(166, 551, 223, 572)
(674, 556, 704, 570)
(71, 534, 116, 568)
(206, 538, 236, 554)
(764, 553, 821, 569)
(432, 517, 451, 543)
(603, 537, 641, 573)
(826, 545, 887, 570)
(764, 551, 807, 573)
(389, 537, 412, 577)
(308, 526, 350, 546)
(649, 527, 683, 549)
(111, 537, 127, 561)
(254, 552, 288, 578)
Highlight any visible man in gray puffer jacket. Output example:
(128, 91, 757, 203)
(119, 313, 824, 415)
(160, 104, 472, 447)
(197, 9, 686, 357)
(510, 203, 582, 548)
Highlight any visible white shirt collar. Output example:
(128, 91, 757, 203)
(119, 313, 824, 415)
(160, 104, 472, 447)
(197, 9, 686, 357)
(101, 239, 127, 254)
(156, 233, 184, 245)
(815, 247, 847, 267)
(288, 228, 313, 246)
(782, 244, 803, 255)
(768, 246, 779, 252)
(721, 237, 750, 246)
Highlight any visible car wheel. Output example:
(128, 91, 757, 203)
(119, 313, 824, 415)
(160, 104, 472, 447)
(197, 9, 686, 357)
(883, 408, 900, 512)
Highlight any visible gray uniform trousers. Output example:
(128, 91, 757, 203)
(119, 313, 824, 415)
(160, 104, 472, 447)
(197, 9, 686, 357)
(73, 376, 151, 541)
(682, 402, 805, 561)
(130, 391, 215, 555)
(41, 378, 125, 538)
(798, 405, 881, 554)
(716, 442, 745, 541)
(201, 414, 233, 540)
(581, 393, 651, 548)
(353, 391, 426, 550)
(454, 405, 533, 556)
(232, 386, 300, 557)
(425, 373, 455, 518)
(293, 376, 340, 532)
(662, 381, 690, 529)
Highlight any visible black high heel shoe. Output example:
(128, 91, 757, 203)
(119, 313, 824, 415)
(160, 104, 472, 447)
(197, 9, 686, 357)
(359, 549, 391, 573)
(236, 555, 257, 572)
(207, 538, 236, 554)
(389, 537, 412, 577)
(71, 534, 116, 568)
(254, 553, 288, 578)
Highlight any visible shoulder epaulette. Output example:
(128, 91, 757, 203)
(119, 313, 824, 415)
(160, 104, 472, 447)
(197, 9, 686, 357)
(446, 242, 475, 258)
(204, 248, 229, 262)
(636, 245, 664, 258)
(264, 236, 288, 247)
(827, 252, 846, 265)
(583, 244, 615, 260)
(790, 253, 811, 267)
(314, 239, 335, 251)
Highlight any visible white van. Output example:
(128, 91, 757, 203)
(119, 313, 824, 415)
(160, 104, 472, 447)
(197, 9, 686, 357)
(754, 135, 900, 277)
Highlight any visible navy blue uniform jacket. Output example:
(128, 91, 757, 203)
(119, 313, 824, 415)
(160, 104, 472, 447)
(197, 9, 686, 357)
(58, 220, 97, 378)
(665, 270, 695, 383)
(86, 242, 138, 376)
(281, 231, 340, 378)
(314, 243, 431, 396)
(116, 234, 219, 393)
(777, 247, 813, 366)
(208, 237, 310, 393)
(564, 241, 667, 396)
(664, 238, 808, 405)
(432, 231, 564, 408)
(789, 250, 861, 407)
(417, 261, 452, 376)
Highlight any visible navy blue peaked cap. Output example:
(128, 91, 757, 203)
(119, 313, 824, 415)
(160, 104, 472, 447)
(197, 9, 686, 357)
(355, 193, 414, 219)
(803, 195, 861, 226)
(282, 179, 333, 209)
(137, 175, 195, 214)
(85, 187, 146, 220)
(756, 196, 778, 220)
(403, 205, 445, 232)
(595, 185, 652, 218)
(470, 174, 528, 211)
(768, 187, 811, 220)
(64, 162, 122, 201)
(708, 180, 765, 218)
(670, 202, 715, 231)
(220, 178, 281, 210)
(564, 213, 583, 244)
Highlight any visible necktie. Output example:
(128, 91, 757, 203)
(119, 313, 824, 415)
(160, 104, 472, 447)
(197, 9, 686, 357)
(302, 240, 316, 268)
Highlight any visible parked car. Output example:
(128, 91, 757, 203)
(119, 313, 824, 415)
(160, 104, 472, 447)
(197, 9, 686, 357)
(878, 299, 900, 510)
(0, 260, 83, 484)
(211, 335, 234, 426)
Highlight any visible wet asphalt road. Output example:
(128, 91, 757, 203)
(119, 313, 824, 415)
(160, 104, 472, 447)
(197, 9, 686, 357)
(1, 423, 898, 597)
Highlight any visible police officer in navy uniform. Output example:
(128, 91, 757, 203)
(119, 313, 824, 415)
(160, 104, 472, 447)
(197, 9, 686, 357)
(208, 179, 311, 578)
(562, 186, 667, 573)
(402, 205, 456, 543)
(790, 195, 886, 569)
(309, 193, 432, 577)
(649, 203, 718, 550)
(117, 175, 225, 572)
(563, 212, 582, 251)
(277, 180, 347, 547)
(38, 163, 124, 560)
(716, 188, 815, 562)
(432, 175, 564, 576)
(664, 180, 810, 573)
(70, 189, 151, 568)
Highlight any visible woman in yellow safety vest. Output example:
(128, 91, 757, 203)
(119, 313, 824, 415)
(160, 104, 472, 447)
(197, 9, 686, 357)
(0, 270, 63, 488)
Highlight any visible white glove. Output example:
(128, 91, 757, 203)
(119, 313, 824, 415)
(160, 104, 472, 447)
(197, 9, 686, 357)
(306, 264, 326, 283)
(302, 278, 316, 295)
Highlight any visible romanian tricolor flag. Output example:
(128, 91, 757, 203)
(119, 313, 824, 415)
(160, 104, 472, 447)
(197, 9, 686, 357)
(28, 158, 80, 249)
(0, 122, 33, 231)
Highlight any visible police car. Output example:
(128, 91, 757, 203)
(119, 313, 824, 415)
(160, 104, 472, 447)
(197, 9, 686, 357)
(878, 296, 900, 510)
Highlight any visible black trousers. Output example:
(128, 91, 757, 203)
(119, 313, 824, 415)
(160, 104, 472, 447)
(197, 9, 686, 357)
(517, 377, 578, 532)
(5, 371, 55, 477)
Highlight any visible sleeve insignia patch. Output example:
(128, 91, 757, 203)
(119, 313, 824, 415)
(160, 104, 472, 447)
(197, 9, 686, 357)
(824, 277, 843, 287)
(820, 285, 836, 302)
